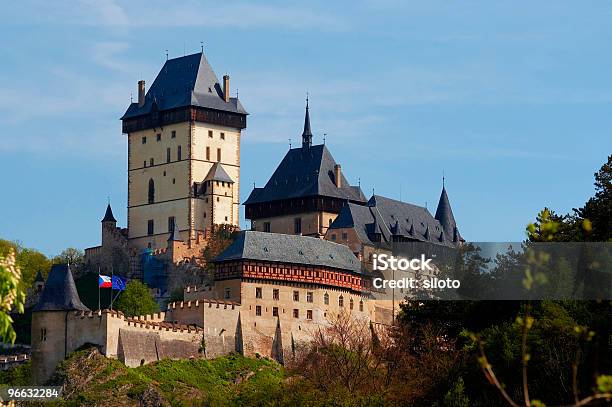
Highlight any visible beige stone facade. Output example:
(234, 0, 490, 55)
(250, 210, 338, 238)
(127, 121, 241, 251)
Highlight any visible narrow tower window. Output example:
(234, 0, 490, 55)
(148, 179, 155, 204)
(206, 147, 210, 161)
(217, 148, 221, 162)
(177, 145, 182, 161)
(166, 148, 171, 163)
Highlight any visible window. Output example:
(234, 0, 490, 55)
(307, 310, 313, 320)
(324, 293, 329, 305)
(329, 218, 333, 226)
(272, 307, 278, 317)
(255, 287, 262, 299)
(208, 130, 213, 138)
(220, 132, 225, 140)
(166, 148, 171, 163)
(350, 298, 354, 310)
(273, 289, 279, 300)
(293, 290, 299, 302)
(147, 220, 154, 235)
(171, 130, 176, 139)
(40, 328, 47, 342)
(294, 218, 302, 234)
(359, 300, 364, 312)
(150, 157, 154, 166)
(163, 171, 166, 177)
(156, 133, 161, 141)
(148, 179, 155, 204)
(168, 216, 175, 233)
(263, 222, 271, 233)
(172, 178, 176, 184)
(224, 288, 231, 299)
(255, 306, 262, 316)
(331, 234, 336, 241)
(342, 232, 348, 241)
(338, 295, 344, 307)
(143, 160, 147, 167)
(206, 146, 210, 160)
(307, 292, 313, 303)
(142, 136, 146, 144)
(177, 145, 182, 160)
(217, 148, 221, 162)
(293, 309, 299, 318)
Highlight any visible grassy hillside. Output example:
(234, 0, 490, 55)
(45, 346, 285, 406)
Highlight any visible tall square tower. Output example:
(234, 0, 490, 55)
(121, 52, 247, 250)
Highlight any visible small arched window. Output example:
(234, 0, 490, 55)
(338, 295, 344, 307)
(324, 293, 329, 305)
(359, 300, 364, 312)
(349, 298, 354, 310)
(148, 179, 155, 204)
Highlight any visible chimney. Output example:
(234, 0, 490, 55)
(138, 80, 146, 107)
(223, 75, 230, 102)
(334, 164, 342, 188)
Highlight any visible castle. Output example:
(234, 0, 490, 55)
(32, 51, 463, 384)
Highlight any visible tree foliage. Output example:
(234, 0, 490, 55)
(113, 280, 159, 317)
(0, 250, 25, 344)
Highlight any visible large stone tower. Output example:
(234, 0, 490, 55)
(121, 52, 247, 250)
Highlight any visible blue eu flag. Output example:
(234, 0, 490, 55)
(112, 275, 127, 291)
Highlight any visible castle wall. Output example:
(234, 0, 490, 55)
(165, 300, 241, 358)
(251, 210, 338, 237)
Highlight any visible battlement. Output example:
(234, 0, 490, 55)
(167, 299, 240, 310)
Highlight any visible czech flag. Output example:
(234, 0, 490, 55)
(99, 275, 112, 288)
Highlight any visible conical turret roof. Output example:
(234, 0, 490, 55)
(33, 264, 89, 312)
(434, 186, 458, 239)
(101, 204, 117, 223)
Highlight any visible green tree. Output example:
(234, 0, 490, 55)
(0, 250, 25, 343)
(0, 239, 51, 290)
(52, 247, 84, 266)
(114, 280, 159, 317)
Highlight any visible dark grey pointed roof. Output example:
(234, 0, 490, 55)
(214, 231, 362, 273)
(122, 52, 247, 120)
(329, 195, 458, 247)
(33, 264, 89, 312)
(204, 163, 234, 183)
(434, 187, 461, 241)
(244, 144, 366, 205)
(167, 222, 182, 242)
(302, 99, 312, 148)
(101, 204, 117, 223)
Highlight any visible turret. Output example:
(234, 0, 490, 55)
(434, 185, 462, 244)
(101, 203, 117, 246)
(31, 264, 89, 384)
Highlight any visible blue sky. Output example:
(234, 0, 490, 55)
(1, 1, 611, 256)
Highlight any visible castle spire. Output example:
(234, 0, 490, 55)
(302, 95, 312, 149)
(434, 184, 459, 241)
(101, 203, 117, 223)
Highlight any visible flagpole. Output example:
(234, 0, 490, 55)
(110, 266, 114, 311)
(98, 266, 101, 311)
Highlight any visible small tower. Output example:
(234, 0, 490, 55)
(101, 203, 117, 247)
(202, 163, 235, 231)
(167, 221, 184, 262)
(31, 264, 89, 384)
